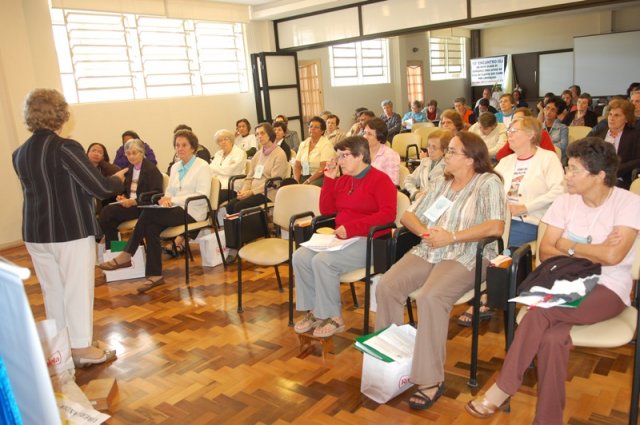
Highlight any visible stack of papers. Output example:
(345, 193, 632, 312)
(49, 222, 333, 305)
(300, 233, 361, 252)
(354, 324, 416, 363)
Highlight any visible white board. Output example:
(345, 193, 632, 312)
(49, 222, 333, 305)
(539, 51, 573, 95)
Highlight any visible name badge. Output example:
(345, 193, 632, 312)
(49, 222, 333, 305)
(302, 161, 310, 176)
(424, 195, 453, 223)
(254, 164, 264, 179)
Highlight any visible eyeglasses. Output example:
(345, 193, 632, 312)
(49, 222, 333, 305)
(337, 152, 353, 160)
(445, 149, 466, 157)
(564, 166, 590, 176)
(426, 145, 441, 151)
(506, 127, 524, 134)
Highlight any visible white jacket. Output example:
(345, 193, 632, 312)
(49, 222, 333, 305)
(495, 148, 565, 226)
(167, 157, 212, 221)
(210, 145, 247, 190)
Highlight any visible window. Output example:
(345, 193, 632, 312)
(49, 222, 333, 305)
(429, 35, 466, 81)
(406, 63, 424, 108)
(329, 39, 389, 87)
(50, 8, 248, 103)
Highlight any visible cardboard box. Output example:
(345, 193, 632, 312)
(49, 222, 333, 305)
(83, 378, 118, 412)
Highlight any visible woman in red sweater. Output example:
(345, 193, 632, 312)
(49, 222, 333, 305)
(293, 136, 397, 337)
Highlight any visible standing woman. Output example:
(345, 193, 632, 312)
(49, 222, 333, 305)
(87, 142, 120, 176)
(209, 129, 247, 204)
(99, 129, 211, 293)
(467, 138, 640, 424)
(294, 116, 334, 186)
(375, 132, 505, 410)
(98, 138, 164, 250)
(13, 89, 125, 366)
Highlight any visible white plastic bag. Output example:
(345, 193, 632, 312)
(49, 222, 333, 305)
(102, 246, 146, 282)
(198, 230, 228, 267)
(36, 320, 75, 378)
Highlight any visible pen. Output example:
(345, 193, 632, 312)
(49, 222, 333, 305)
(528, 294, 553, 310)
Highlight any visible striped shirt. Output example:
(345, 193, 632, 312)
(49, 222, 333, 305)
(409, 173, 505, 270)
(12, 130, 123, 243)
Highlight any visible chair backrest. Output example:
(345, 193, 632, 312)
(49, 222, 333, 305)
(272, 184, 321, 229)
(398, 165, 410, 188)
(414, 126, 440, 149)
(209, 176, 221, 212)
(502, 207, 512, 249)
(568, 125, 591, 144)
(630, 178, 640, 195)
(411, 122, 435, 132)
(534, 222, 547, 267)
(396, 191, 411, 226)
(162, 173, 170, 191)
(391, 133, 421, 160)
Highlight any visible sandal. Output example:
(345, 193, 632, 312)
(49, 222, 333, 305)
(465, 396, 510, 418)
(294, 312, 321, 334)
(312, 318, 345, 338)
(458, 299, 494, 327)
(98, 257, 132, 271)
(408, 382, 445, 410)
(137, 277, 165, 294)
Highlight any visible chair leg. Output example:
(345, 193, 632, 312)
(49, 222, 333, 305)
(406, 297, 416, 327)
(274, 265, 284, 293)
(237, 257, 243, 313)
(468, 293, 480, 388)
(363, 279, 370, 335)
(288, 259, 294, 326)
(630, 322, 640, 424)
(350, 282, 359, 308)
(184, 237, 191, 286)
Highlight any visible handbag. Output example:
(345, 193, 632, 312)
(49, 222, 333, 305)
(223, 209, 267, 250)
(517, 255, 601, 295)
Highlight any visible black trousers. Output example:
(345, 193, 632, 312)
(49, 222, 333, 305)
(124, 207, 195, 276)
(226, 194, 267, 214)
(98, 203, 140, 250)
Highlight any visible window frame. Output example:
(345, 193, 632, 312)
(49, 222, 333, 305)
(329, 38, 390, 87)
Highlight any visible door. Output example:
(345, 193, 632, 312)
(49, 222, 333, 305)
(250, 52, 304, 141)
(512, 52, 539, 102)
(298, 60, 324, 139)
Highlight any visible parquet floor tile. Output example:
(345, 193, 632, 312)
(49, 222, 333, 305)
(2, 243, 637, 424)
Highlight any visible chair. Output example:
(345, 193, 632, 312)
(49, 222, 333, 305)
(236, 184, 321, 324)
(630, 177, 640, 195)
(512, 226, 640, 425)
(117, 173, 170, 236)
(156, 175, 225, 284)
(398, 164, 410, 188)
(411, 122, 435, 132)
(414, 127, 440, 150)
(568, 125, 591, 144)
(391, 133, 421, 161)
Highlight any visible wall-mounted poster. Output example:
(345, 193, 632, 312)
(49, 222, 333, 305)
(470, 56, 506, 87)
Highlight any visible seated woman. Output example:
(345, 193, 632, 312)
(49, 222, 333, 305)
(325, 114, 346, 146)
(98, 129, 212, 293)
(468, 112, 507, 160)
(375, 131, 505, 411)
(294, 116, 334, 186)
(590, 98, 640, 189)
(274, 114, 300, 151)
(402, 100, 427, 130)
(272, 121, 292, 161)
(98, 138, 164, 250)
(467, 137, 640, 424)
(87, 143, 120, 176)
(542, 96, 569, 164)
(562, 93, 598, 128)
(458, 116, 565, 326)
(403, 129, 452, 200)
(439, 109, 465, 138)
(423, 99, 441, 123)
(235, 118, 257, 157)
(364, 117, 400, 185)
(166, 124, 211, 174)
(113, 130, 157, 168)
(495, 107, 557, 161)
(209, 129, 247, 204)
(293, 136, 397, 337)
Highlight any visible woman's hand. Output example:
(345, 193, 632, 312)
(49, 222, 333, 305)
(121, 198, 137, 208)
(324, 158, 339, 179)
(335, 225, 347, 239)
(236, 190, 252, 200)
(508, 204, 528, 217)
(422, 226, 454, 248)
(159, 196, 173, 207)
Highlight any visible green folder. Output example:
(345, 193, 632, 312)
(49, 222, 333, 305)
(353, 326, 395, 363)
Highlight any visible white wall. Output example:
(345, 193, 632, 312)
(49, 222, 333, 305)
(0, 0, 273, 247)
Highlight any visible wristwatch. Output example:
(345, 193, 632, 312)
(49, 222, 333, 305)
(567, 243, 577, 257)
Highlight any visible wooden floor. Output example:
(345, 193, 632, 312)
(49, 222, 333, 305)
(4, 243, 637, 424)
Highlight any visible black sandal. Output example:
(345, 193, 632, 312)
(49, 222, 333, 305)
(408, 382, 445, 410)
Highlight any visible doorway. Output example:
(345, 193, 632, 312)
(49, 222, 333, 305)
(298, 60, 324, 138)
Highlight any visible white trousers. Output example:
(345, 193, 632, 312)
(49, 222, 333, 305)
(26, 236, 96, 348)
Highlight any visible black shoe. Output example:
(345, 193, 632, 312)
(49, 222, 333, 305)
(225, 253, 237, 264)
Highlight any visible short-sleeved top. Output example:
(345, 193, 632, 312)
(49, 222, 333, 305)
(408, 173, 506, 270)
(542, 188, 640, 305)
(296, 136, 335, 175)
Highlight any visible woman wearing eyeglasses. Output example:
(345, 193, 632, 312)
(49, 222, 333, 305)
(293, 136, 397, 338)
(467, 138, 640, 424)
(403, 129, 452, 200)
(375, 132, 505, 411)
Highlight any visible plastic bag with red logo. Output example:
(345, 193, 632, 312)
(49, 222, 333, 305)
(35, 319, 75, 379)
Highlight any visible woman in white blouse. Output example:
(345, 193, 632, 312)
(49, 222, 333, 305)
(99, 129, 212, 293)
(294, 116, 335, 186)
(210, 129, 246, 204)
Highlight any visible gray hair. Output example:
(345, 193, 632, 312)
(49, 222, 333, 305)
(124, 138, 145, 155)
(380, 99, 393, 107)
(215, 129, 234, 144)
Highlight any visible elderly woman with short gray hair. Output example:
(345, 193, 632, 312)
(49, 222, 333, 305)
(210, 129, 247, 204)
(98, 138, 164, 250)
